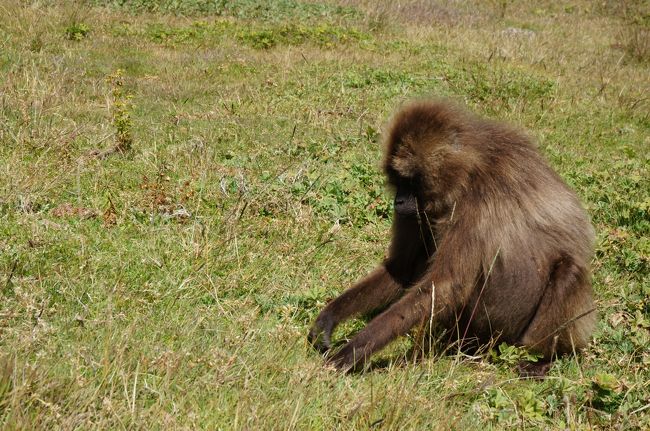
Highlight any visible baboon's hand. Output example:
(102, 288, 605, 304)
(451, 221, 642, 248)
(517, 361, 551, 379)
(326, 340, 364, 372)
(308, 313, 334, 353)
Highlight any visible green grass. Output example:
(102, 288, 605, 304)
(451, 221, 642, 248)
(1, 0, 649, 429)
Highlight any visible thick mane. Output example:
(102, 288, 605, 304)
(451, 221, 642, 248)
(383, 100, 472, 173)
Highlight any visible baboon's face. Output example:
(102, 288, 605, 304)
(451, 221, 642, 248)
(385, 150, 424, 219)
(393, 179, 419, 218)
(386, 142, 453, 217)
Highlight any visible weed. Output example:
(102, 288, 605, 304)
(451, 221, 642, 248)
(103, 195, 118, 227)
(29, 34, 44, 52)
(65, 22, 90, 41)
(589, 373, 624, 413)
(94, 0, 359, 21)
(623, 26, 650, 63)
(107, 69, 134, 153)
(489, 342, 542, 366)
(239, 23, 369, 49)
(145, 21, 231, 45)
(303, 155, 391, 226)
(343, 66, 419, 90)
(443, 61, 555, 110)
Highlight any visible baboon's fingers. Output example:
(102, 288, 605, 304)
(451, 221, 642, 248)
(326, 342, 365, 372)
(517, 361, 552, 379)
(308, 317, 333, 353)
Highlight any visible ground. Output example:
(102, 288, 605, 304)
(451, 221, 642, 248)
(0, 0, 648, 429)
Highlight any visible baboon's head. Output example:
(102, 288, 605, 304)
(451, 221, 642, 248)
(383, 100, 481, 215)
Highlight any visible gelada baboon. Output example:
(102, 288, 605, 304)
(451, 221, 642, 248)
(308, 99, 596, 376)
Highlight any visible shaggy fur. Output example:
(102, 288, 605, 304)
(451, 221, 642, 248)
(308, 99, 596, 376)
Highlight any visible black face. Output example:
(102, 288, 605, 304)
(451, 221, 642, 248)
(394, 184, 418, 217)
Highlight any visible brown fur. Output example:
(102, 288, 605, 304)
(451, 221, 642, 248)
(308, 99, 596, 376)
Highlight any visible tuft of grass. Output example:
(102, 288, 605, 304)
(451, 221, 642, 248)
(442, 61, 556, 111)
(65, 22, 91, 41)
(622, 26, 650, 63)
(239, 23, 369, 49)
(108, 69, 134, 153)
(114, 19, 371, 50)
(599, 0, 650, 63)
(92, 0, 360, 21)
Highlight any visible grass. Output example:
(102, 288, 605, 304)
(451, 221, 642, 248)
(0, 0, 648, 429)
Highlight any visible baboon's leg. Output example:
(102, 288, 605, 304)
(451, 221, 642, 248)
(517, 257, 596, 377)
(308, 265, 405, 352)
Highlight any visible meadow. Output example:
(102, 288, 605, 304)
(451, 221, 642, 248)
(0, 0, 648, 429)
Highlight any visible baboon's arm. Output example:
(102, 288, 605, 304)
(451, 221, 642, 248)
(326, 278, 437, 370)
(308, 265, 405, 352)
(327, 236, 479, 370)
